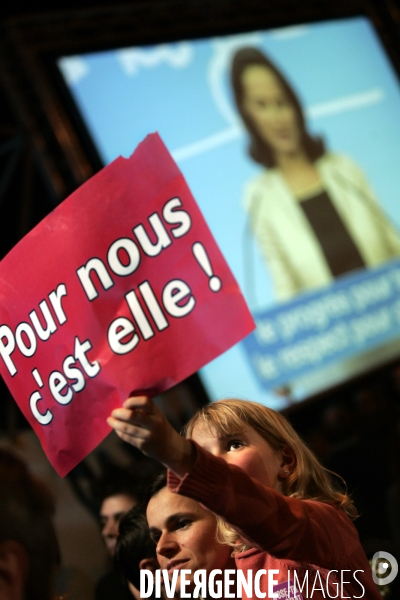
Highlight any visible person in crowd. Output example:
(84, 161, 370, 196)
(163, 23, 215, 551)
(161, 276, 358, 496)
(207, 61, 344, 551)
(232, 46, 400, 301)
(145, 472, 237, 598)
(114, 503, 159, 599)
(108, 394, 383, 599)
(99, 483, 140, 557)
(114, 472, 237, 599)
(95, 482, 141, 600)
(0, 447, 59, 600)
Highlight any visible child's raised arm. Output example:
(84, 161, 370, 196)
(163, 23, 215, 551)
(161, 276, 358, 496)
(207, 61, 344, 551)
(107, 395, 195, 478)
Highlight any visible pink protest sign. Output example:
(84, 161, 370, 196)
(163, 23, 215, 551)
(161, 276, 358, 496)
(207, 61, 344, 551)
(0, 133, 254, 476)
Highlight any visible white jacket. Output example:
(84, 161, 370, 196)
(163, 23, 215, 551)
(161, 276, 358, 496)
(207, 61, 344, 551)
(244, 153, 400, 301)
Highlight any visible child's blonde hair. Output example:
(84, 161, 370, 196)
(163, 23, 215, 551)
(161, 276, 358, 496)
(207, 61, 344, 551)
(183, 398, 356, 547)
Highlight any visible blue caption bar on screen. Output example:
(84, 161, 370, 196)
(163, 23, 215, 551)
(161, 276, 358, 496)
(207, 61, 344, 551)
(241, 258, 400, 389)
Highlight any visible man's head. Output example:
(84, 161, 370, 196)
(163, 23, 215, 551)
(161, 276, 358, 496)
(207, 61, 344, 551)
(0, 447, 59, 600)
(114, 504, 158, 600)
(99, 484, 140, 556)
(145, 472, 234, 597)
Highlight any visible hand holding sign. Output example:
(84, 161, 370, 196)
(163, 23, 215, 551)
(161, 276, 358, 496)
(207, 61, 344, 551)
(0, 133, 254, 476)
(108, 394, 195, 477)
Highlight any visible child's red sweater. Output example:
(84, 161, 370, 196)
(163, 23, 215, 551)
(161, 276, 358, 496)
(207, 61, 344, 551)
(168, 442, 381, 600)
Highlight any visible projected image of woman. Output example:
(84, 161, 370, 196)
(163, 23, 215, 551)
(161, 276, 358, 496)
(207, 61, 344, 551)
(232, 47, 400, 301)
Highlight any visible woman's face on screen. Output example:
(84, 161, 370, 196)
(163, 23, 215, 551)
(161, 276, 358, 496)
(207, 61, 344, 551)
(241, 65, 301, 159)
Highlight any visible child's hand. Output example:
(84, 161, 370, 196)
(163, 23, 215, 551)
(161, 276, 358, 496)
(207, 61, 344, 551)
(107, 394, 195, 477)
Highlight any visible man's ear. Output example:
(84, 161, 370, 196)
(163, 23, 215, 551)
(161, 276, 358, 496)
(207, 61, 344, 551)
(139, 557, 158, 574)
(0, 540, 29, 600)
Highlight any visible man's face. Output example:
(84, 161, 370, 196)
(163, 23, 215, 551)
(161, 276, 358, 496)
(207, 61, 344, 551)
(147, 488, 233, 594)
(99, 494, 137, 556)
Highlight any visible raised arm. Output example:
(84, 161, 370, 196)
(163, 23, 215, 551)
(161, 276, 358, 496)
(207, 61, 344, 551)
(167, 441, 367, 575)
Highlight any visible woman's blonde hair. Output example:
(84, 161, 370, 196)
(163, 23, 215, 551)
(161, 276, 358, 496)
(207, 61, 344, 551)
(183, 399, 356, 524)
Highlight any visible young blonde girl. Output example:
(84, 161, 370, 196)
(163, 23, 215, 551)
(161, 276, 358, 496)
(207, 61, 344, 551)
(108, 395, 381, 599)
(184, 399, 357, 548)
